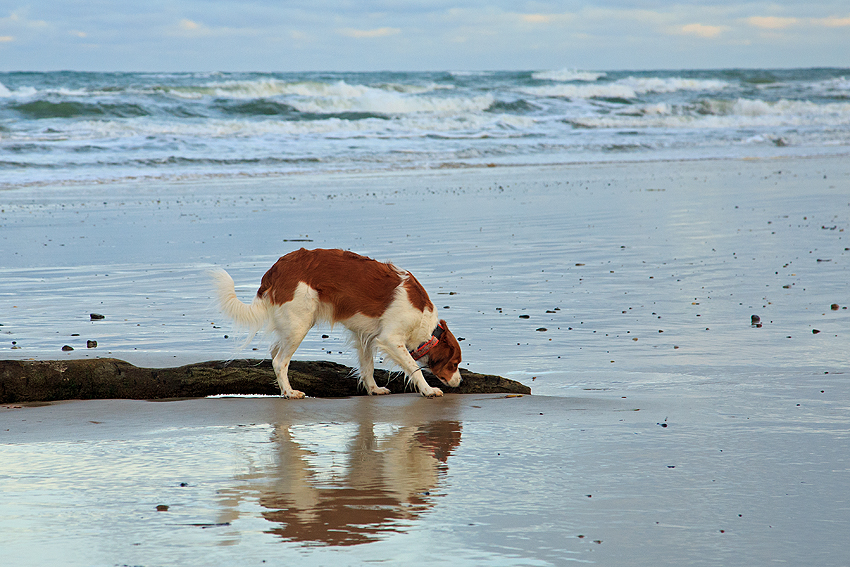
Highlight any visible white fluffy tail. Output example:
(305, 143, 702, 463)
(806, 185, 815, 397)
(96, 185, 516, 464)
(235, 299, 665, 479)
(210, 269, 269, 345)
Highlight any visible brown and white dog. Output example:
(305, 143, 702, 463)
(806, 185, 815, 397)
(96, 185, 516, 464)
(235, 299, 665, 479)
(212, 248, 462, 398)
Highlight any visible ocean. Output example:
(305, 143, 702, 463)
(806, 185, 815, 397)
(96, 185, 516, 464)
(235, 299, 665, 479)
(2, 68, 849, 188)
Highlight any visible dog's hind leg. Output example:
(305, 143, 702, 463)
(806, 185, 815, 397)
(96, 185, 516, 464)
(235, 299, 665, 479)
(269, 320, 311, 399)
(270, 341, 305, 399)
(356, 336, 390, 395)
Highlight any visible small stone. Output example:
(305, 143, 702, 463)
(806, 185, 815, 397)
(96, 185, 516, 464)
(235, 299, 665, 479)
(751, 314, 760, 325)
(62, 345, 74, 351)
(812, 329, 821, 334)
(87, 340, 97, 348)
(90, 313, 105, 320)
(831, 304, 840, 311)
(156, 504, 169, 512)
(536, 327, 548, 332)
(519, 314, 530, 319)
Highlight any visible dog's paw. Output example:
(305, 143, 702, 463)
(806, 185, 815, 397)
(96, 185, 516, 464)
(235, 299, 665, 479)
(283, 390, 306, 399)
(369, 386, 391, 395)
(422, 387, 444, 398)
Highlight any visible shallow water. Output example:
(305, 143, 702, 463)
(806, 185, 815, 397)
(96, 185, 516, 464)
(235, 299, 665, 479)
(2, 157, 849, 565)
(2, 389, 848, 567)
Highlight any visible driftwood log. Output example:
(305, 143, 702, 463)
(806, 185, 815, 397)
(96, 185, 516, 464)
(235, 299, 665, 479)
(0, 358, 530, 403)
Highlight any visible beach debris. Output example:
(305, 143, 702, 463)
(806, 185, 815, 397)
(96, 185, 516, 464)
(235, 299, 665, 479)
(86, 340, 97, 348)
(61, 345, 74, 351)
(90, 313, 105, 320)
(0, 358, 530, 403)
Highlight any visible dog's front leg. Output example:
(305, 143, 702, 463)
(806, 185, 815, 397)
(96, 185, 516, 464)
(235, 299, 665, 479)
(356, 338, 390, 395)
(377, 341, 443, 398)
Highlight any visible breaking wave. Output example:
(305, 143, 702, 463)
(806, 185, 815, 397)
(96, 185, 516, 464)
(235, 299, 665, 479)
(2, 68, 849, 187)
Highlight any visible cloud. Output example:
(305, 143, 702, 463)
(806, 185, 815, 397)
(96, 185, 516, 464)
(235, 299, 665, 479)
(337, 27, 401, 39)
(676, 23, 726, 38)
(1, 9, 48, 29)
(0, 35, 13, 42)
(180, 19, 201, 31)
(519, 13, 574, 25)
(746, 16, 798, 30)
(171, 18, 254, 39)
(812, 15, 850, 27)
(744, 14, 850, 31)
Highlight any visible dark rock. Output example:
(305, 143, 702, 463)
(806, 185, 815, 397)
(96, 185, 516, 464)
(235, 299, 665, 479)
(61, 345, 74, 351)
(86, 340, 97, 348)
(90, 313, 105, 320)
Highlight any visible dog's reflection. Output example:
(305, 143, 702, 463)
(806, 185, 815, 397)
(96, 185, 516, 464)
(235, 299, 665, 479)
(222, 401, 462, 546)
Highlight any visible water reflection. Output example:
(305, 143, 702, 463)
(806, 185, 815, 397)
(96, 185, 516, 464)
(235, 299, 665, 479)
(219, 399, 462, 546)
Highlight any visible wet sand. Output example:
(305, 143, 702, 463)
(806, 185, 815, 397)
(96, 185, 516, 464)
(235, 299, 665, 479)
(2, 156, 849, 565)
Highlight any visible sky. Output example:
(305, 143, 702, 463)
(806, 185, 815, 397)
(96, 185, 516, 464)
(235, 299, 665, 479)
(1, 1, 849, 72)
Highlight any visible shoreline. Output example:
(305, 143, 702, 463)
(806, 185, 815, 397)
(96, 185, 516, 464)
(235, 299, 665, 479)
(4, 150, 850, 193)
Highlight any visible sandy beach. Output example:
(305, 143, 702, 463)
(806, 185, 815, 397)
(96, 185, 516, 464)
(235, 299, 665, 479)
(2, 156, 849, 565)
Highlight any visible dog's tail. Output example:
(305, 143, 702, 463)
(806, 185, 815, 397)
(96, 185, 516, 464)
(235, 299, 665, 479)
(210, 269, 269, 345)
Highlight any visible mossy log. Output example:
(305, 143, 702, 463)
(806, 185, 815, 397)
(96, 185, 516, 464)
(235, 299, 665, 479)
(0, 358, 530, 403)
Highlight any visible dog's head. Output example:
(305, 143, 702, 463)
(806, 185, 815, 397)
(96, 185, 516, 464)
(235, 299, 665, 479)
(426, 320, 462, 388)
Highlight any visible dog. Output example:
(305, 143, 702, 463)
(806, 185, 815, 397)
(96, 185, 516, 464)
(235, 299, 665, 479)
(212, 248, 462, 398)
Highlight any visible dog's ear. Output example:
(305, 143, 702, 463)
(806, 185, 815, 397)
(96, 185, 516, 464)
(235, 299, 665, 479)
(428, 320, 461, 377)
